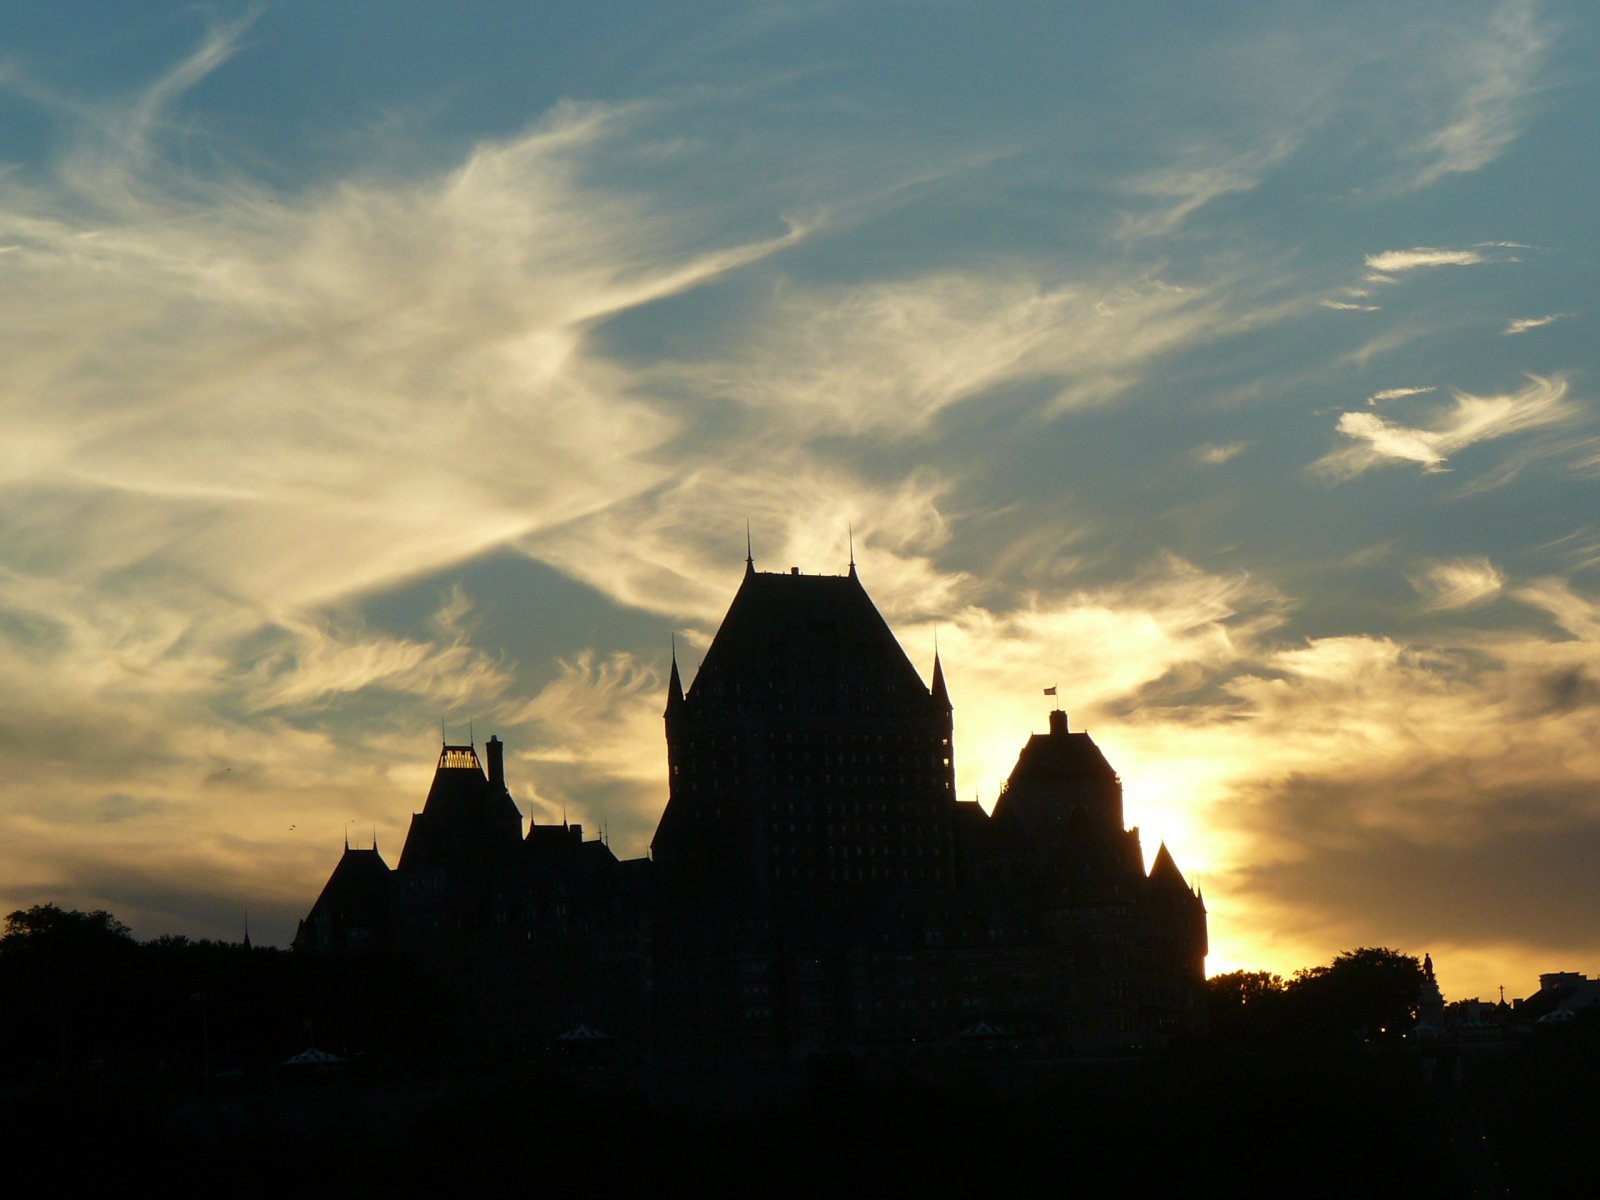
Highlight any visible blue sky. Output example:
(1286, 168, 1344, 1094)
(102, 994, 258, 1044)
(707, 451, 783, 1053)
(2, 1, 1596, 999)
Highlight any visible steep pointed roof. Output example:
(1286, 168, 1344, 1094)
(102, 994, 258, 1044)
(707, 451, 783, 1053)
(298, 844, 393, 951)
(416, 744, 520, 822)
(930, 652, 952, 713)
(397, 743, 523, 870)
(309, 844, 391, 907)
(683, 567, 930, 713)
(665, 644, 685, 717)
(1149, 841, 1191, 892)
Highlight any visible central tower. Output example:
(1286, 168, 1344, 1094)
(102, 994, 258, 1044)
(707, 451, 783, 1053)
(652, 559, 955, 906)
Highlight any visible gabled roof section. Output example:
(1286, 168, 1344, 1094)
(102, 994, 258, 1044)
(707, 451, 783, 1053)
(684, 567, 930, 713)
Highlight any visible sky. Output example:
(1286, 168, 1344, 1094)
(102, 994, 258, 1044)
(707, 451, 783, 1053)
(2, 1, 1596, 1001)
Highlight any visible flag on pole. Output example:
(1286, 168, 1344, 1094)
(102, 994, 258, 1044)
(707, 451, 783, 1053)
(1043, 686, 1057, 696)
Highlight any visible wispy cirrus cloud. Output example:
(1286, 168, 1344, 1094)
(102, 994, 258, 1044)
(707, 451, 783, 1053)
(1504, 312, 1570, 334)
(647, 267, 1248, 432)
(501, 649, 666, 837)
(1369, 385, 1437, 404)
(1393, 0, 1549, 191)
(1411, 557, 1506, 610)
(1117, 144, 1291, 241)
(1364, 247, 1487, 273)
(1314, 374, 1574, 479)
(1194, 442, 1250, 465)
(522, 458, 971, 634)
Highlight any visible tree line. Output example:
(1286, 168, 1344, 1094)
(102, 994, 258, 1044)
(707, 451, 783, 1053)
(1205, 946, 1428, 1046)
(0, 903, 447, 1080)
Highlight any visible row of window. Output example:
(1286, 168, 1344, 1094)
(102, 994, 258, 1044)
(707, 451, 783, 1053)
(679, 731, 950, 749)
(767, 867, 945, 882)
(676, 773, 951, 791)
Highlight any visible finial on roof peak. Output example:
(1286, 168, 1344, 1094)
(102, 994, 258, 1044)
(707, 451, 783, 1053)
(848, 523, 856, 575)
(746, 521, 755, 573)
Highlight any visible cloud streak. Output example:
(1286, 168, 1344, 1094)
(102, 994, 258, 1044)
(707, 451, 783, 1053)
(1369, 386, 1437, 404)
(1314, 374, 1574, 479)
(1504, 313, 1570, 334)
(1364, 247, 1487, 273)
(1411, 557, 1506, 610)
(1401, 0, 1548, 190)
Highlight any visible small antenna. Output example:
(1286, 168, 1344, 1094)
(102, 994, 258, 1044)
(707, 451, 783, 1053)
(469, 717, 474, 746)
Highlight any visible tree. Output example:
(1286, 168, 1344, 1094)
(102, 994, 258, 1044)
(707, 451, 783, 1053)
(0, 905, 141, 1076)
(1, 903, 134, 953)
(1286, 946, 1424, 1040)
(1208, 969, 1286, 1007)
(1206, 970, 1287, 1043)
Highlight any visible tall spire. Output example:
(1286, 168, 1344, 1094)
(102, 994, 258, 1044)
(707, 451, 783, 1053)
(848, 523, 856, 576)
(930, 650, 952, 712)
(666, 634, 685, 715)
(745, 522, 755, 574)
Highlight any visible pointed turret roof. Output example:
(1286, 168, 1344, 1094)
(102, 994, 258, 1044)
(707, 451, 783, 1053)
(930, 652, 952, 713)
(1149, 841, 1191, 892)
(665, 640, 685, 717)
(297, 843, 394, 951)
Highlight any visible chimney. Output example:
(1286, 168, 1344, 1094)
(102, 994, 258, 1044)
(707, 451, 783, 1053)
(1048, 710, 1068, 736)
(486, 735, 505, 786)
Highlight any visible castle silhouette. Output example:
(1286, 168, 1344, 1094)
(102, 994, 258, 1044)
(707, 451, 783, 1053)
(298, 557, 1207, 1064)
